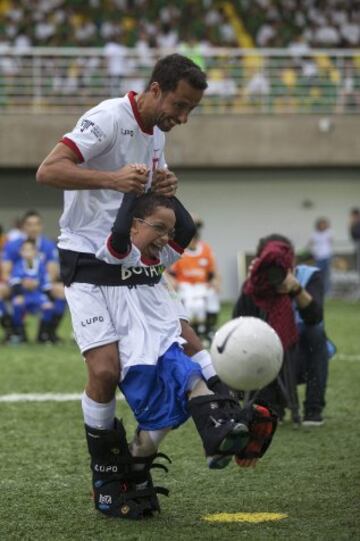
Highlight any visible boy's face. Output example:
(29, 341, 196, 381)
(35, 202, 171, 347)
(21, 242, 36, 261)
(131, 206, 176, 260)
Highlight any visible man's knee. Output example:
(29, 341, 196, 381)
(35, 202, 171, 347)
(85, 344, 120, 399)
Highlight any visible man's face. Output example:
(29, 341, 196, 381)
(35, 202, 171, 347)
(23, 216, 42, 239)
(131, 206, 176, 260)
(152, 79, 204, 132)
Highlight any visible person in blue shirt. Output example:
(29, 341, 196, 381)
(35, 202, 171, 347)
(9, 239, 54, 343)
(2, 210, 66, 343)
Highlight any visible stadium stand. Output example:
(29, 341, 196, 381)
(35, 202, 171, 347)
(0, 0, 359, 114)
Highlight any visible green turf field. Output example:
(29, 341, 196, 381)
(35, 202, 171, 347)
(0, 300, 359, 540)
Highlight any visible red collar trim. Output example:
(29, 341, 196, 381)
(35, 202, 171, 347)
(128, 91, 153, 135)
(141, 255, 160, 266)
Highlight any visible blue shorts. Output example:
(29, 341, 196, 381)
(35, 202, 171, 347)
(119, 343, 203, 430)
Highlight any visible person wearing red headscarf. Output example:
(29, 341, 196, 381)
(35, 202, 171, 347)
(233, 234, 330, 427)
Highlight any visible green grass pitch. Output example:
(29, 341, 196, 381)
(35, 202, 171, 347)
(0, 300, 359, 540)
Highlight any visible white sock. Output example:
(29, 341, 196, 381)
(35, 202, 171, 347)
(188, 378, 214, 399)
(81, 392, 116, 430)
(192, 349, 217, 380)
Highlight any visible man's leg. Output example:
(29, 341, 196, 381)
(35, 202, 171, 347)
(300, 326, 329, 425)
(83, 343, 170, 518)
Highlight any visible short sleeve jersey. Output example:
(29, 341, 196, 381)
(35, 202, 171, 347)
(10, 257, 51, 292)
(310, 230, 333, 260)
(2, 236, 59, 266)
(170, 240, 216, 284)
(58, 92, 166, 255)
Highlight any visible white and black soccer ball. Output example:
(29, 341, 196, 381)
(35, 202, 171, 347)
(210, 316, 283, 391)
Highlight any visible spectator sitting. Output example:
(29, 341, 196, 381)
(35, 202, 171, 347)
(8, 239, 54, 344)
(168, 215, 221, 345)
(1, 210, 66, 343)
(233, 234, 334, 427)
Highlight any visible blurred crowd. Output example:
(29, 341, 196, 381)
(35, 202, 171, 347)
(0, 0, 358, 49)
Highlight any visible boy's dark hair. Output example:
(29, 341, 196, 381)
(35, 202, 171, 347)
(21, 238, 36, 248)
(146, 53, 207, 93)
(256, 234, 294, 256)
(133, 193, 175, 220)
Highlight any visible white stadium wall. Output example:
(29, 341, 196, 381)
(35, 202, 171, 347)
(1, 167, 359, 301)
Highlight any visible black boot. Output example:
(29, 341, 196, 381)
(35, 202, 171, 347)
(9, 324, 28, 344)
(1, 314, 14, 343)
(48, 313, 64, 343)
(205, 312, 218, 343)
(85, 419, 169, 519)
(37, 320, 53, 343)
(188, 394, 250, 469)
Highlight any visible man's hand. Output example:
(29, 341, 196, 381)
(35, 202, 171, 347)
(152, 168, 178, 197)
(108, 163, 149, 194)
(276, 270, 300, 295)
(247, 257, 259, 278)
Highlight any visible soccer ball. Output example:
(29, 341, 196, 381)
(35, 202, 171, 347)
(210, 317, 283, 391)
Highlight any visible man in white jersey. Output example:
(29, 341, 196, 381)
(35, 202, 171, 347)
(36, 54, 222, 518)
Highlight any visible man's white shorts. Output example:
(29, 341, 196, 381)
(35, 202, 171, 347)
(65, 281, 185, 380)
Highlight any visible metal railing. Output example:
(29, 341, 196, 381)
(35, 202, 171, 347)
(0, 47, 359, 114)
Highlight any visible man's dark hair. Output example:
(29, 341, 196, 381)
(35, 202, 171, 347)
(22, 210, 42, 222)
(146, 53, 207, 93)
(133, 193, 175, 220)
(256, 234, 294, 256)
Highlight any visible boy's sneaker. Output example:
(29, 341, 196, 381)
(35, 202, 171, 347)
(302, 413, 324, 427)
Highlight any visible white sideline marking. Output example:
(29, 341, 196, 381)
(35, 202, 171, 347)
(336, 354, 360, 361)
(0, 393, 125, 403)
(0, 355, 359, 403)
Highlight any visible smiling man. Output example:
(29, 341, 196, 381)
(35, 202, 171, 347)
(36, 54, 208, 519)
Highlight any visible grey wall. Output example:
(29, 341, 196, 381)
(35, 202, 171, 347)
(1, 113, 360, 167)
(1, 167, 359, 300)
(176, 168, 360, 300)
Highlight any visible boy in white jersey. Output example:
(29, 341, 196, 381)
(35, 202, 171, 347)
(89, 192, 278, 518)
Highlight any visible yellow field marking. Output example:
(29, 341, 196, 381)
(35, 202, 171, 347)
(203, 512, 287, 523)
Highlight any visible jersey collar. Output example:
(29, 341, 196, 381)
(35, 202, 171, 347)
(128, 91, 153, 135)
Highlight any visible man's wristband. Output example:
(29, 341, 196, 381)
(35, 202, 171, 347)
(289, 285, 303, 298)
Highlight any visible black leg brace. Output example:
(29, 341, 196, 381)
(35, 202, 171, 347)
(188, 393, 251, 459)
(85, 419, 170, 519)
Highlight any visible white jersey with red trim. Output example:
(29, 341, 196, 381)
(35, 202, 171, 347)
(95, 235, 183, 269)
(58, 92, 166, 254)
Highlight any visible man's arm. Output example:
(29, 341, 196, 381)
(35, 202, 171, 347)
(36, 143, 148, 194)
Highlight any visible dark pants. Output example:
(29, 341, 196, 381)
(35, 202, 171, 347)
(296, 325, 329, 416)
(257, 325, 329, 418)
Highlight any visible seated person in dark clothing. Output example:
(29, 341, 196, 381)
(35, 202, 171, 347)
(233, 234, 333, 426)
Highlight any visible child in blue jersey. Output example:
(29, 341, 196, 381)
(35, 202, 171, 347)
(9, 239, 54, 342)
(2, 210, 66, 343)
